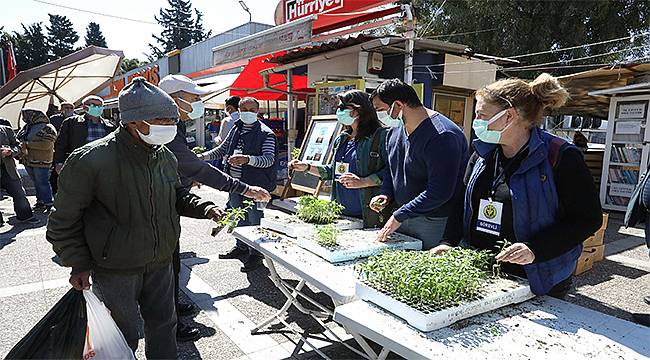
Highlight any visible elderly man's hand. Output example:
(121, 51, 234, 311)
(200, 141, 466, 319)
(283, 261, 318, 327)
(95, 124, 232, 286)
(207, 207, 226, 222)
(69, 271, 90, 290)
(228, 154, 249, 166)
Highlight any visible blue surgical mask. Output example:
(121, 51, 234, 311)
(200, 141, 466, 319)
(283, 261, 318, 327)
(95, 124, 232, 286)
(86, 105, 103, 117)
(240, 111, 257, 124)
(472, 109, 511, 144)
(179, 98, 205, 120)
(336, 109, 356, 126)
(376, 102, 403, 128)
(230, 111, 240, 121)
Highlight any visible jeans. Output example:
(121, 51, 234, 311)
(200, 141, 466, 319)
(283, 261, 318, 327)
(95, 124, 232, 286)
(25, 166, 53, 206)
(397, 216, 448, 250)
(227, 192, 263, 257)
(92, 264, 178, 359)
(1, 164, 32, 220)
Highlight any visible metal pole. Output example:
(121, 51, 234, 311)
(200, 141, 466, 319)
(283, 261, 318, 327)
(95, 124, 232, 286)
(403, 4, 415, 84)
(287, 69, 296, 163)
(0, 47, 6, 86)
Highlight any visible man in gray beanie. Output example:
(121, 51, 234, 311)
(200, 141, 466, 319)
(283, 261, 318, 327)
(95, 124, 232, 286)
(47, 77, 224, 358)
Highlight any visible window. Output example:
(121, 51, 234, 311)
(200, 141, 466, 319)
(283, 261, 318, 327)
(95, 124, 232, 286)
(434, 94, 466, 126)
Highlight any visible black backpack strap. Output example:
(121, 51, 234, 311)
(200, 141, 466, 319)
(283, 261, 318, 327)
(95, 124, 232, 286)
(367, 128, 383, 175)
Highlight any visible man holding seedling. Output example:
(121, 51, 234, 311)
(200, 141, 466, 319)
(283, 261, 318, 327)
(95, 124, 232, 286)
(199, 97, 277, 272)
(370, 79, 469, 249)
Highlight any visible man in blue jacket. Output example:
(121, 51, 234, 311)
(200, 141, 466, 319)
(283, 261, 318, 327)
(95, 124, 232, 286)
(159, 75, 271, 342)
(370, 79, 468, 250)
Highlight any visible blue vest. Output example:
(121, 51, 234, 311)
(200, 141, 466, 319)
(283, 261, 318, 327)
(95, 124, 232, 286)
(225, 121, 277, 192)
(464, 127, 582, 295)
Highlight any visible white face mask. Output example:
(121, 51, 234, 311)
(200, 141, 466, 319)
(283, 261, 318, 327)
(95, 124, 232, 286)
(240, 111, 258, 124)
(137, 121, 178, 145)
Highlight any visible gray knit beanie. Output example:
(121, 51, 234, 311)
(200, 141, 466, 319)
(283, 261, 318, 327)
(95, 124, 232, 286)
(118, 77, 179, 123)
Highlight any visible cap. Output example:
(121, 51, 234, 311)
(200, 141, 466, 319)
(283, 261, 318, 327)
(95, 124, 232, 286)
(158, 74, 211, 95)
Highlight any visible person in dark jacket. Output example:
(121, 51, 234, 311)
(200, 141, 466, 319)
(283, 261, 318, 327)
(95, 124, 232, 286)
(0, 119, 36, 225)
(432, 73, 602, 299)
(53, 95, 116, 175)
(17, 109, 57, 212)
(47, 78, 224, 358)
(48, 101, 75, 194)
(624, 169, 650, 325)
(199, 97, 277, 272)
(158, 74, 271, 342)
(289, 90, 390, 228)
(369, 79, 469, 249)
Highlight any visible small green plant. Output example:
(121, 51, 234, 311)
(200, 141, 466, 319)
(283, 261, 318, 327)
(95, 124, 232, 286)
(314, 225, 340, 249)
(291, 147, 301, 160)
(212, 200, 254, 235)
(492, 239, 512, 277)
(356, 248, 494, 312)
(192, 146, 207, 154)
(296, 195, 344, 224)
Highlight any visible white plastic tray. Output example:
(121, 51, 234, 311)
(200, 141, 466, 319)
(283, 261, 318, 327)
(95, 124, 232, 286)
(295, 229, 422, 263)
(260, 209, 363, 238)
(355, 277, 535, 332)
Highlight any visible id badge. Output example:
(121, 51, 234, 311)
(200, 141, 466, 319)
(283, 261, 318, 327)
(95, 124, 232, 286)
(335, 162, 349, 178)
(476, 199, 503, 236)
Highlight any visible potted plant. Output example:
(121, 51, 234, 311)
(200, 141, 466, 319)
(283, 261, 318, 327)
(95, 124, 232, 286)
(211, 200, 254, 236)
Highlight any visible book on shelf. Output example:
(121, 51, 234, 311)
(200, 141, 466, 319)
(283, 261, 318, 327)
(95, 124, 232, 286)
(608, 168, 639, 184)
(610, 146, 642, 164)
(607, 195, 630, 207)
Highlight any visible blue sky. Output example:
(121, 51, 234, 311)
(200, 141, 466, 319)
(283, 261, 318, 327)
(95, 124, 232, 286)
(1, 0, 279, 59)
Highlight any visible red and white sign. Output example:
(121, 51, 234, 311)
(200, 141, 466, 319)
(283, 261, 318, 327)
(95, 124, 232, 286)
(284, 0, 344, 22)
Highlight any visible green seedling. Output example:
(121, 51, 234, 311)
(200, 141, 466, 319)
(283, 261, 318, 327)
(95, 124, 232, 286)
(291, 147, 301, 160)
(492, 239, 512, 278)
(296, 195, 344, 225)
(211, 200, 254, 235)
(192, 146, 207, 154)
(356, 248, 494, 312)
(314, 225, 340, 249)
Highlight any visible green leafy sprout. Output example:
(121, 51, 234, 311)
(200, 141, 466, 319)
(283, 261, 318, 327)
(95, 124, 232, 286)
(212, 200, 254, 235)
(296, 195, 344, 225)
(291, 147, 301, 160)
(192, 146, 207, 154)
(356, 248, 496, 312)
(314, 225, 340, 249)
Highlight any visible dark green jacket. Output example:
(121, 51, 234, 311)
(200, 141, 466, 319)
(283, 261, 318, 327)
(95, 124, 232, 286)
(316, 128, 389, 228)
(47, 127, 216, 274)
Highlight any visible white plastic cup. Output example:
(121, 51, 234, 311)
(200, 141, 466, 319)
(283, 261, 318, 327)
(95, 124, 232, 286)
(256, 201, 268, 210)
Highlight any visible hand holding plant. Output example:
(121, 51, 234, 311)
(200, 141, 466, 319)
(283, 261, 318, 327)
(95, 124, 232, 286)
(495, 242, 535, 265)
(211, 200, 254, 235)
(369, 195, 389, 213)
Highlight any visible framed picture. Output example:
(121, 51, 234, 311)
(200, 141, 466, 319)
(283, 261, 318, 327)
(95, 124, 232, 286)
(315, 79, 366, 115)
(289, 115, 342, 194)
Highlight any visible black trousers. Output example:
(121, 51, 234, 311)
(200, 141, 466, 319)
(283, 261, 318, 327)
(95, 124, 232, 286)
(49, 166, 58, 195)
(172, 242, 181, 316)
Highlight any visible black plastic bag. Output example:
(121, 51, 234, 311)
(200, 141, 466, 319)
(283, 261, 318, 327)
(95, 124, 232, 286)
(6, 288, 87, 359)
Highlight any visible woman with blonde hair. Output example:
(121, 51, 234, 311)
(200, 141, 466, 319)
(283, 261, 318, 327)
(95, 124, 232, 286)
(432, 73, 602, 298)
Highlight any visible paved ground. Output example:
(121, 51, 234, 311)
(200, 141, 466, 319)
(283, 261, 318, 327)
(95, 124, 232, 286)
(0, 187, 648, 359)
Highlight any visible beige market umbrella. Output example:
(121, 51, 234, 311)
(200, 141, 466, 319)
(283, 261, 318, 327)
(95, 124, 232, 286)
(0, 46, 124, 128)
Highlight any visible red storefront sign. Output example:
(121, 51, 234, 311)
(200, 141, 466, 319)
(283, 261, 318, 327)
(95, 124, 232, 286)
(277, 0, 398, 33)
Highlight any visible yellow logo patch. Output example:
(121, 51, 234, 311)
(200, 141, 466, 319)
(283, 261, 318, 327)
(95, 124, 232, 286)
(483, 204, 497, 220)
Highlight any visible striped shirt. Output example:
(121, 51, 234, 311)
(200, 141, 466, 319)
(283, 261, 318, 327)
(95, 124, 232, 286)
(202, 122, 275, 179)
(86, 119, 107, 143)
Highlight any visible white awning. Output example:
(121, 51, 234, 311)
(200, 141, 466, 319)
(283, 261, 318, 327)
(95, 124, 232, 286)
(0, 46, 124, 128)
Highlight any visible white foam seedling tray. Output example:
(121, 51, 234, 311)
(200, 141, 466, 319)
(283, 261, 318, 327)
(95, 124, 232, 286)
(296, 229, 422, 263)
(355, 277, 535, 332)
(260, 209, 363, 238)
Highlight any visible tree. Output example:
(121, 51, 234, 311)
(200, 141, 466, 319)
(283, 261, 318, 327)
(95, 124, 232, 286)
(12, 23, 49, 71)
(84, 22, 107, 48)
(413, 0, 650, 76)
(148, 0, 211, 60)
(47, 14, 79, 60)
(119, 58, 142, 75)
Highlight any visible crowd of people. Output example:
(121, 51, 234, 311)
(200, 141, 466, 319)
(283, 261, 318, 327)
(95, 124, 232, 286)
(0, 72, 609, 357)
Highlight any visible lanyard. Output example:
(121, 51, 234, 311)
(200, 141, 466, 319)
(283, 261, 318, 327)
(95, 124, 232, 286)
(490, 146, 528, 200)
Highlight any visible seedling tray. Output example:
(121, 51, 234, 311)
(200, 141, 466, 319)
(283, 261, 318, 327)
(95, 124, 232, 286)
(296, 229, 422, 263)
(260, 209, 363, 238)
(356, 277, 534, 332)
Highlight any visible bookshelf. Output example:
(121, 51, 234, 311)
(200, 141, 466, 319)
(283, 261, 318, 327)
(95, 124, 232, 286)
(600, 95, 650, 211)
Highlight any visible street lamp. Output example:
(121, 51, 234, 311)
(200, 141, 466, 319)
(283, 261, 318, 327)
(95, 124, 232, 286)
(239, 0, 251, 23)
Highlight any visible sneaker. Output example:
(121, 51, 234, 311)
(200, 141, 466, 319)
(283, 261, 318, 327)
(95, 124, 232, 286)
(218, 246, 248, 259)
(240, 255, 264, 273)
(20, 217, 40, 225)
(178, 302, 197, 317)
(176, 322, 201, 342)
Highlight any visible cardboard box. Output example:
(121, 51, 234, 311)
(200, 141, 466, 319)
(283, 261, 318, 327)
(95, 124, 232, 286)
(583, 213, 609, 248)
(574, 244, 606, 275)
